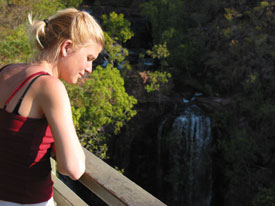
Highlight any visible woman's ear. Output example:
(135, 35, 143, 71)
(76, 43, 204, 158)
(60, 40, 73, 57)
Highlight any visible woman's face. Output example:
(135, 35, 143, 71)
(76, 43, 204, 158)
(58, 41, 102, 84)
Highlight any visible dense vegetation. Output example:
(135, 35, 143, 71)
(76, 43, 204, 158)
(0, 0, 274, 205)
(139, 0, 275, 205)
(0, 0, 137, 159)
(91, 0, 275, 205)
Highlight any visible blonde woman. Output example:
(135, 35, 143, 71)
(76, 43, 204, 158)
(0, 8, 104, 206)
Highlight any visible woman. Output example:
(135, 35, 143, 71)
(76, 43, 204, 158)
(0, 8, 104, 206)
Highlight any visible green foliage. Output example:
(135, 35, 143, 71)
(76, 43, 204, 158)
(0, 0, 83, 65)
(141, 0, 275, 205)
(104, 32, 128, 67)
(0, 0, 66, 32)
(66, 11, 137, 159)
(209, 2, 275, 200)
(102, 11, 134, 43)
(224, 8, 242, 21)
(204, 1, 275, 95)
(146, 42, 170, 60)
(218, 129, 258, 178)
(101, 11, 135, 74)
(0, 24, 31, 65)
(114, 166, 125, 174)
(32, 0, 65, 18)
(253, 186, 275, 206)
(0, 2, 138, 160)
(143, 42, 171, 93)
(140, 0, 184, 44)
(146, 42, 170, 68)
(66, 65, 137, 158)
(140, 0, 205, 94)
(62, 0, 83, 8)
(144, 71, 171, 93)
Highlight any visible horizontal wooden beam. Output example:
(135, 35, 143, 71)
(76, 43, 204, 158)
(52, 173, 88, 206)
(80, 148, 167, 206)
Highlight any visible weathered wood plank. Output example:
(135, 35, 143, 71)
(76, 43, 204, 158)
(52, 173, 88, 206)
(80, 148, 167, 206)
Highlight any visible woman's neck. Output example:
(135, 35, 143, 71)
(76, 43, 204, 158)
(33, 61, 59, 78)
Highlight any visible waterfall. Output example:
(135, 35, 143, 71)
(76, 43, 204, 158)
(167, 104, 212, 206)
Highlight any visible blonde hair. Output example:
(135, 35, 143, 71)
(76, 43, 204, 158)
(28, 8, 105, 63)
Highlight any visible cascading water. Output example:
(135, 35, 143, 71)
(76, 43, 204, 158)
(166, 104, 212, 206)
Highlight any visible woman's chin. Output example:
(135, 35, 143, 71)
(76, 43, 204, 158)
(64, 79, 77, 85)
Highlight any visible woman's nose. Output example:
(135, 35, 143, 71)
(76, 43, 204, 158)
(85, 67, 92, 74)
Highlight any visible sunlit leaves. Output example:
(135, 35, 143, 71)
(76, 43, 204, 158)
(66, 11, 137, 158)
(144, 71, 172, 93)
(0, 0, 83, 65)
(102, 11, 134, 43)
(67, 65, 137, 158)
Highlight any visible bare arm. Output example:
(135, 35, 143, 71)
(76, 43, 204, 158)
(37, 76, 85, 180)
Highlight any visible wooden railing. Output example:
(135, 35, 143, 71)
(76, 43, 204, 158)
(51, 148, 167, 206)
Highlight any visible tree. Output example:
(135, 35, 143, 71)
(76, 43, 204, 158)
(141, 0, 275, 205)
(0, 0, 83, 65)
(66, 11, 138, 159)
(0, 4, 137, 160)
(202, 1, 275, 205)
(67, 65, 137, 158)
(102, 11, 134, 44)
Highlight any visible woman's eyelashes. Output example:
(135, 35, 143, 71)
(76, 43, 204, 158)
(87, 56, 95, 62)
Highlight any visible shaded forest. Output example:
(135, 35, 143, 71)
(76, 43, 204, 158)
(0, 0, 275, 205)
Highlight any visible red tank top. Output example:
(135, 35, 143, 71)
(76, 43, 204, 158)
(0, 70, 54, 204)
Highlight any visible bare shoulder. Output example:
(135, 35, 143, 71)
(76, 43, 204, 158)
(37, 75, 65, 88)
(37, 75, 67, 94)
(35, 75, 69, 105)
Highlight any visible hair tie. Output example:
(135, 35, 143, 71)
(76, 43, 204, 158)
(43, 19, 49, 28)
